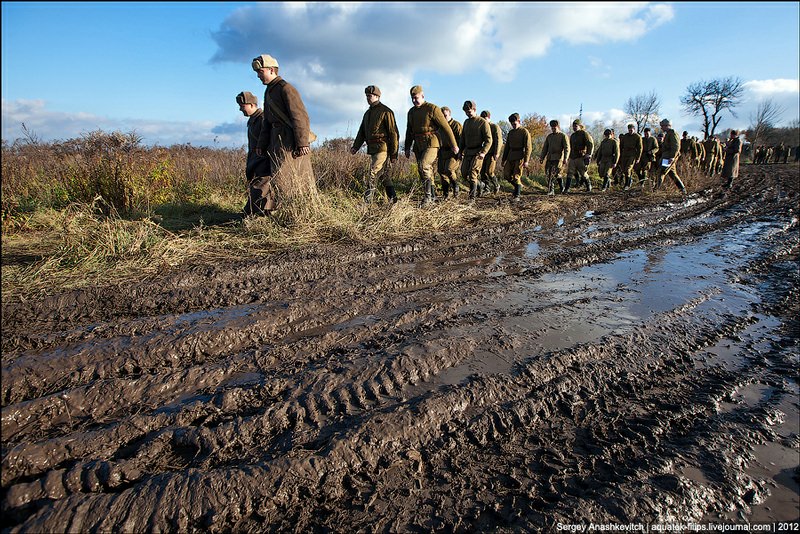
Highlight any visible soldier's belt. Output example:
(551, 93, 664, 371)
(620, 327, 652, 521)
(367, 136, 386, 143)
(414, 131, 437, 138)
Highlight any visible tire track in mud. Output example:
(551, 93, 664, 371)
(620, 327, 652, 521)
(2, 168, 798, 531)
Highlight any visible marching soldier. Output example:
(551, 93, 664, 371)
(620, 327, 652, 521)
(618, 123, 643, 190)
(351, 85, 400, 203)
(654, 119, 687, 194)
(540, 119, 570, 195)
(479, 110, 504, 194)
(722, 130, 742, 189)
(437, 106, 463, 199)
(501, 113, 532, 202)
(404, 85, 459, 205)
(594, 129, 619, 191)
(236, 91, 270, 216)
(636, 127, 659, 186)
(566, 119, 595, 193)
(459, 100, 493, 200)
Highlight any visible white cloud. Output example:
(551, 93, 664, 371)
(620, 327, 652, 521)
(743, 79, 799, 96)
(210, 2, 675, 137)
(1, 99, 242, 148)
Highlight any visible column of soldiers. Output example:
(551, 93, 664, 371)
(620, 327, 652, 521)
(236, 68, 751, 213)
(752, 143, 794, 165)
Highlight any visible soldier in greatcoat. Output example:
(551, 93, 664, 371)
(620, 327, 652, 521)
(721, 130, 742, 189)
(635, 128, 659, 187)
(351, 85, 400, 203)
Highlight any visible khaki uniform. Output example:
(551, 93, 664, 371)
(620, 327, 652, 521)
(459, 116, 493, 198)
(679, 136, 698, 172)
(540, 131, 570, 194)
(502, 126, 532, 193)
(481, 121, 504, 193)
(702, 137, 720, 176)
(567, 129, 595, 192)
(636, 135, 659, 184)
(656, 128, 686, 193)
(438, 118, 463, 197)
(405, 102, 457, 200)
(246, 109, 269, 181)
(594, 137, 620, 190)
(618, 132, 643, 189)
(352, 101, 400, 200)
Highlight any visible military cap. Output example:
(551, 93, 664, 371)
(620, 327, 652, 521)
(365, 85, 381, 97)
(573, 118, 582, 125)
(627, 123, 635, 129)
(410, 85, 423, 96)
(252, 54, 279, 71)
(644, 127, 651, 132)
(509, 113, 520, 122)
(660, 118, 671, 127)
(604, 128, 612, 136)
(480, 110, 491, 119)
(236, 91, 258, 105)
(549, 119, 559, 127)
(441, 106, 451, 114)
(462, 100, 476, 110)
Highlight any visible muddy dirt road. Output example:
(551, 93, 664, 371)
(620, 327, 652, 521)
(2, 166, 798, 532)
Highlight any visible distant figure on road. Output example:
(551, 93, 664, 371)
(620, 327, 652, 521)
(351, 85, 400, 203)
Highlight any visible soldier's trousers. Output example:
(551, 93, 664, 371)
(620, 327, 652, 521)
(619, 155, 637, 182)
(597, 160, 615, 188)
(656, 160, 686, 192)
(437, 152, 459, 189)
(635, 158, 653, 182)
(413, 147, 439, 186)
(566, 157, 589, 185)
(544, 160, 563, 191)
(702, 156, 716, 176)
(503, 159, 524, 186)
(481, 156, 499, 191)
(366, 151, 392, 194)
(461, 154, 484, 185)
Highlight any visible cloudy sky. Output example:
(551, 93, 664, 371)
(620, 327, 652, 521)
(2, 2, 799, 149)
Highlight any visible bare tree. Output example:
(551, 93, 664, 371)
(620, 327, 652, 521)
(680, 76, 744, 139)
(624, 91, 661, 133)
(747, 98, 785, 148)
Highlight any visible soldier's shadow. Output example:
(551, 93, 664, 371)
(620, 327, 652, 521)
(152, 202, 243, 231)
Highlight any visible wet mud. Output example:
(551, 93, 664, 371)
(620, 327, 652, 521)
(2, 166, 799, 532)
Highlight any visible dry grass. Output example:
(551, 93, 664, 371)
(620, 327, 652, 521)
(1, 131, 713, 303)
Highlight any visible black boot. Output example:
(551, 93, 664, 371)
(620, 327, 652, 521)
(563, 176, 571, 193)
(624, 176, 632, 190)
(557, 177, 565, 194)
(512, 183, 521, 201)
(585, 177, 592, 192)
(423, 179, 434, 205)
(441, 181, 450, 199)
(469, 182, 478, 200)
(602, 177, 610, 191)
(386, 185, 398, 204)
(477, 181, 485, 198)
(452, 182, 460, 198)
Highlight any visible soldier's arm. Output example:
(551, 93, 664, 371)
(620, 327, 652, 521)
(386, 110, 400, 159)
(404, 110, 414, 157)
(283, 84, 312, 148)
(480, 121, 493, 156)
(351, 114, 367, 153)
(539, 136, 549, 162)
(434, 107, 459, 153)
(563, 135, 571, 162)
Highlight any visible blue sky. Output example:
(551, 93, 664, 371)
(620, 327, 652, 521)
(2, 1, 799, 149)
